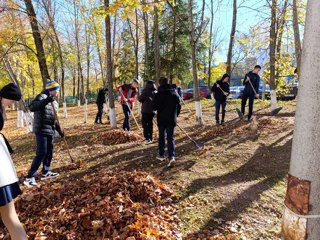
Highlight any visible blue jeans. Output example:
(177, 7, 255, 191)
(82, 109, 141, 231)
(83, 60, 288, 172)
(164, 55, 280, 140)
(27, 134, 54, 178)
(215, 100, 227, 122)
(241, 92, 255, 120)
(158, 126, 175, 159)
(122, 104, 131, 131)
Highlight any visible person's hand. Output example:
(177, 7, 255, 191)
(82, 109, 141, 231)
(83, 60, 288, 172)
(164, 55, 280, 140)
(246, 76, 250, 82)
(124, 98, 128, 102)
(217, 84, 220, 88)
(46, 96, 54, 103)
(224, 92, 229, 96)
(255, 94, 260, 99)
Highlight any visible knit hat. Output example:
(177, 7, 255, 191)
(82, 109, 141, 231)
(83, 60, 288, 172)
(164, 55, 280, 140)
(46, 80, 60, 91)
(0, 83, 22, 101)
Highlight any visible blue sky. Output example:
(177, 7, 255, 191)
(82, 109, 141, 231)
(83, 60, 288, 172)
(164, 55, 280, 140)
(205, 0, 269, 63)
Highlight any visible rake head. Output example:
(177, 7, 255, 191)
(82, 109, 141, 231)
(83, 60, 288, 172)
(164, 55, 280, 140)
(271, 107, 283, 116)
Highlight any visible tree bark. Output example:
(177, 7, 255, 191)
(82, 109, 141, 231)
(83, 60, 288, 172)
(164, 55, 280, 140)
(269, 0, 277, 91)
(142, 2, 150, 81)
(281, 1, 320, 238)
(23, 0, 50, 88)
(85, 23, 90, 99)
(208, 0, 214, 88)
(226, 0, 237, 76)
(293, 0, 302, 75)
(105, 0, 117, 128)
(154, 0, 160, 84)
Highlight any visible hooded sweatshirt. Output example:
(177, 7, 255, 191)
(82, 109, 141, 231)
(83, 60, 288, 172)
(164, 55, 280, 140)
(138, 81, 156, 114)
(153, 84, 181, 127)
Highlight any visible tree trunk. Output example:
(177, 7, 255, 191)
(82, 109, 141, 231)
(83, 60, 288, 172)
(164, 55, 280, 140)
(281, 1, 320, 238)
(135, 9, 139, 80)
(41, 0, 65, 99)
(269, 0, 277, 91)
(208, 0, 214, 88)
(142, 1, 150, 81)
(293, 0, 302, 75)
(170, 11, 177, 83)
(105, 0, 117, 128)
(188, 0, 203, 125)
(92, 17, 105, 85)
(23, 0, 50, 88)
(85, 23, 90, 99)
(154, 0, 160, 84)
(226, 0, 237, 76)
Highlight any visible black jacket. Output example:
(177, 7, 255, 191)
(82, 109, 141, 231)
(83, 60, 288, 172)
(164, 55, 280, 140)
(153, 84, 181, 127)
(96, 89, 106, 105)
(211, 80, 230, 102)
(138, 81, 156, 114)
(29, 90, 61, 136)
(243, 71, 260, 95)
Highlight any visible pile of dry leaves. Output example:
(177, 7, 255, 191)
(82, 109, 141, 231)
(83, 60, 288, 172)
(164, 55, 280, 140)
(4, 172, 181, 239)
(99, 129, 143, 145)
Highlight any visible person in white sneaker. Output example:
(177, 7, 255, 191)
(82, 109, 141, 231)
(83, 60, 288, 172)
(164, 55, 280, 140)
(0, 83, 28, 239)
(24, 80, 63, 188)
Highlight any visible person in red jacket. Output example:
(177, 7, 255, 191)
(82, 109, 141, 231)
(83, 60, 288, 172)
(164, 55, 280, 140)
(117, 80, 139, 131)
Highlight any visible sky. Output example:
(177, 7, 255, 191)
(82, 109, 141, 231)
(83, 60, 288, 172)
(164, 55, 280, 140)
(204, 0, 269, 63)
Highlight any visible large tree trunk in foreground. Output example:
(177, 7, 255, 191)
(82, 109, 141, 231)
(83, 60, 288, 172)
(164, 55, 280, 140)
(281, 0, 320, 238)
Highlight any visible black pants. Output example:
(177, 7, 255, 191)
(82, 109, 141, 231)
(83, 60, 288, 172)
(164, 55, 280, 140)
(215, 100, 226, 122)
(122, 104, 131, 131)
(241, 92, 255, 120)
(95, 103, 103, 123)
(142, 113, 154, 141)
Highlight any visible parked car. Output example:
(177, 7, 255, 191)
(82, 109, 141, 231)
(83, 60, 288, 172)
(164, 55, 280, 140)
(182, 86, 211, 100)
(239, 80, 270, 99)
(229, 86, 244, 99)
(278, 83, 298, 100)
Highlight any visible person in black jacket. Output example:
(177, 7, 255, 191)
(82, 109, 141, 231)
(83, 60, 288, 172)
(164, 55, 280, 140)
(95, 88, 108, 124)
(24, 80, 64, 188)
(138, 80, 156, 144)
(153, 77, 181, 167)
(241, 65, 261, 121)
(211, 74, 230, 125)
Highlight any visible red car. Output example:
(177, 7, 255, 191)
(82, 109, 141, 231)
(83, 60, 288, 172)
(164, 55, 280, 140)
(182, 87, 211, 100)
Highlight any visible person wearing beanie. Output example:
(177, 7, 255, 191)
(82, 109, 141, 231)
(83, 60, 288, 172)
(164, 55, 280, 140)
(24, 79, 64, 188)
(138, 80, 156, 144)
(95, 88, 108, 124)
(0, 83, 28, 239)
(211, 74, 230, 125)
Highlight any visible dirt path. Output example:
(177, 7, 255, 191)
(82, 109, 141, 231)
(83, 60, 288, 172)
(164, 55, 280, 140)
(1, 99, 296, 239)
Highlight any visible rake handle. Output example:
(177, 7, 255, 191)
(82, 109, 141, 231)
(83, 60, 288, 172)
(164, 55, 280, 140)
(51, 102, 74, 163)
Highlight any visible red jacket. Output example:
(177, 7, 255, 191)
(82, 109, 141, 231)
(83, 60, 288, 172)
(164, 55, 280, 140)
(117, 84, 138, 106)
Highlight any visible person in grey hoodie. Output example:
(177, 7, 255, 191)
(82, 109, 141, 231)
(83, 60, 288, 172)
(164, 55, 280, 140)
(138, 80, 156, 144)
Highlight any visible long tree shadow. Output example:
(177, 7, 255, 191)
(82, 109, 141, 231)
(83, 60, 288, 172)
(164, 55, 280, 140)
(179, 131, 293, 234)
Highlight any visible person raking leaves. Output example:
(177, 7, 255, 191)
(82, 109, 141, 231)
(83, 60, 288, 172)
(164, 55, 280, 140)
(95, 87, 108, 124)
(117, 80, 139, 131)
(0, 83, 28, 240)
(241, 65, 261, 121)
(153, 77, 181, 167)
(24, 80, 64, 188)
(211, 73, 230, 125)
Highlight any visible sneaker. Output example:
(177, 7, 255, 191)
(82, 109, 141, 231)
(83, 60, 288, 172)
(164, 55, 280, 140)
(216, 121, 220, 126)
(145, 140, 153, 145)
(168, 158, 176, 167)
(23, 177, 38, 188)
(157, 155, 166, 161)
(220, 121, 225, 126)
(41, 171, 60, 180)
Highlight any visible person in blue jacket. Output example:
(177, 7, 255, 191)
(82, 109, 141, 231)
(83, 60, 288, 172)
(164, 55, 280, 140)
(241, 65, 261, 121)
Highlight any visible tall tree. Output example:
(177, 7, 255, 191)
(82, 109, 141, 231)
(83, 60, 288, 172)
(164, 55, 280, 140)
(188, 0, 206, 125)
(281, 0, 320, 238)
(154, 0, 160, 84)
(269, 0, 277, 91)
(23, 0, 50, 88)
(226, 0, 237, 76)
(293, 0, 302, 75)
(142, 0, 150, 81)
(105, 0, 117, 128)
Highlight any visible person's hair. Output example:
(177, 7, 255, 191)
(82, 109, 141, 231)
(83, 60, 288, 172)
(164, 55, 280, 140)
(220, 73, 230, 82)
(254, 65, 262, 69)
(175, 79, 181, 85)
(132, 79, 139, 85)
(104, 87, 108, 91)
(159, 77, 168, 86)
